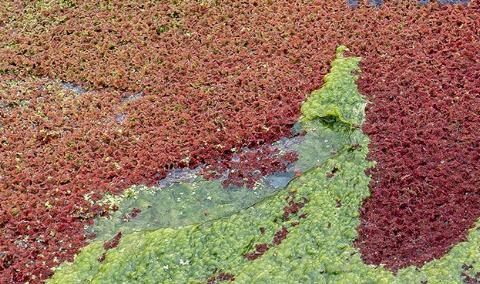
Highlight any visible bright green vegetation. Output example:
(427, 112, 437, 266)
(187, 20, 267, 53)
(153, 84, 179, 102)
(49, 47, 479, 284)
(301, 46, 365, 129)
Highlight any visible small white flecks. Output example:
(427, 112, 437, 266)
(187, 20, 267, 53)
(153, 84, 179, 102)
(162, 265, 169, 270)
(179, 259, 190, 265)
(206, 196, 212, 200)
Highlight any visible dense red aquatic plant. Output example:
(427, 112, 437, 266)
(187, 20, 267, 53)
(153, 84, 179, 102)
(122, 208, 141, 222)
(463, 264, 480, 284)
(244, 190, 307, 261)
(207, 271, 236, 284)
(98, 231, 122, 262)
(201, 145, 298, 188)
(0, 0, 478, 282)
(244, 243, 271, 261)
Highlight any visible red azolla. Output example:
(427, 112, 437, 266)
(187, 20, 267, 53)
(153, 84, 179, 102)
(244, 243, 270, 260)
(0, 1, 478, 282)
(283, 193, 308, 220)
(202, 146, 298, 189)
(122, 208, 142, 222)
(98, 232, 122, 263)
(272, 226, 289, 246)
(207, 271, 235, 284)
(103, 232, 122, 251)
(462, 264, 480, 284)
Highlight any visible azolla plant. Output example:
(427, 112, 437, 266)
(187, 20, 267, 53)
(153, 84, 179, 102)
(0, 1, 479, 283)
(48, 47, 480, 284)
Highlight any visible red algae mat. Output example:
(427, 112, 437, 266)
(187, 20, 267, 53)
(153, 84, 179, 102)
(0, 0, 479, 282)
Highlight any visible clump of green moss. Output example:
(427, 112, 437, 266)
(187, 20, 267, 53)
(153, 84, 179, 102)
(301, 46, 365, 129)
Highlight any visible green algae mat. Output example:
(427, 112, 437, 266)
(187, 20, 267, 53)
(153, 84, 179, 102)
(48, 47, 480, 284)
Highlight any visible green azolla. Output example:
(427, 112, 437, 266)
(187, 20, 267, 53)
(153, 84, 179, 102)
(301, 46, 365, 128)
(49, 46, 480, 284)
(88, 181, 287, 241)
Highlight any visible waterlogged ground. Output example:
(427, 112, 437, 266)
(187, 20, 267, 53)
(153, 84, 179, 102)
(47, 48, 480, 284)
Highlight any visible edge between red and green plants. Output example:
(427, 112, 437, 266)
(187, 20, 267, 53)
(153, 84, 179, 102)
(47, 47, 480, 284)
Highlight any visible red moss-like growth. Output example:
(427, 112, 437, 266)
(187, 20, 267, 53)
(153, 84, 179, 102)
(103, 232, 122, 251)
(464, 274, 480, 284)
(244, 243, 271, 261)
(244, 190, 307, 261)
(98, 232, 122, 262)
(0, 0, 479, 282)
(122, 208, 142, 222)
(272, 226, 289, 246)
(354, 1, 480, 270)
(207, 271, 236, 284)
(283, 192, 308, 220)
(462, 265, 480, 284)
(202, 146, 298, 188)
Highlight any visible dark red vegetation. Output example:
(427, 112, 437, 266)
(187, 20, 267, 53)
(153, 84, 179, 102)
(354, 3, 480, 270)
(272, 226, 290, 246)
(207, 271, 236, 284)
(464, 274, 480, 284)
(202, 145, 298, 188)
(283, 191, 308, 220)
(122, 208, 141, 222)
(244, 190, 307, 260)
(98, 231, 122, 262)
(243, 226, 291, 260)
(102, 232, 122, 251)
(0, 0, 479, 282)
(463, 264, 480, 284)
(244, 243, 271, 261)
